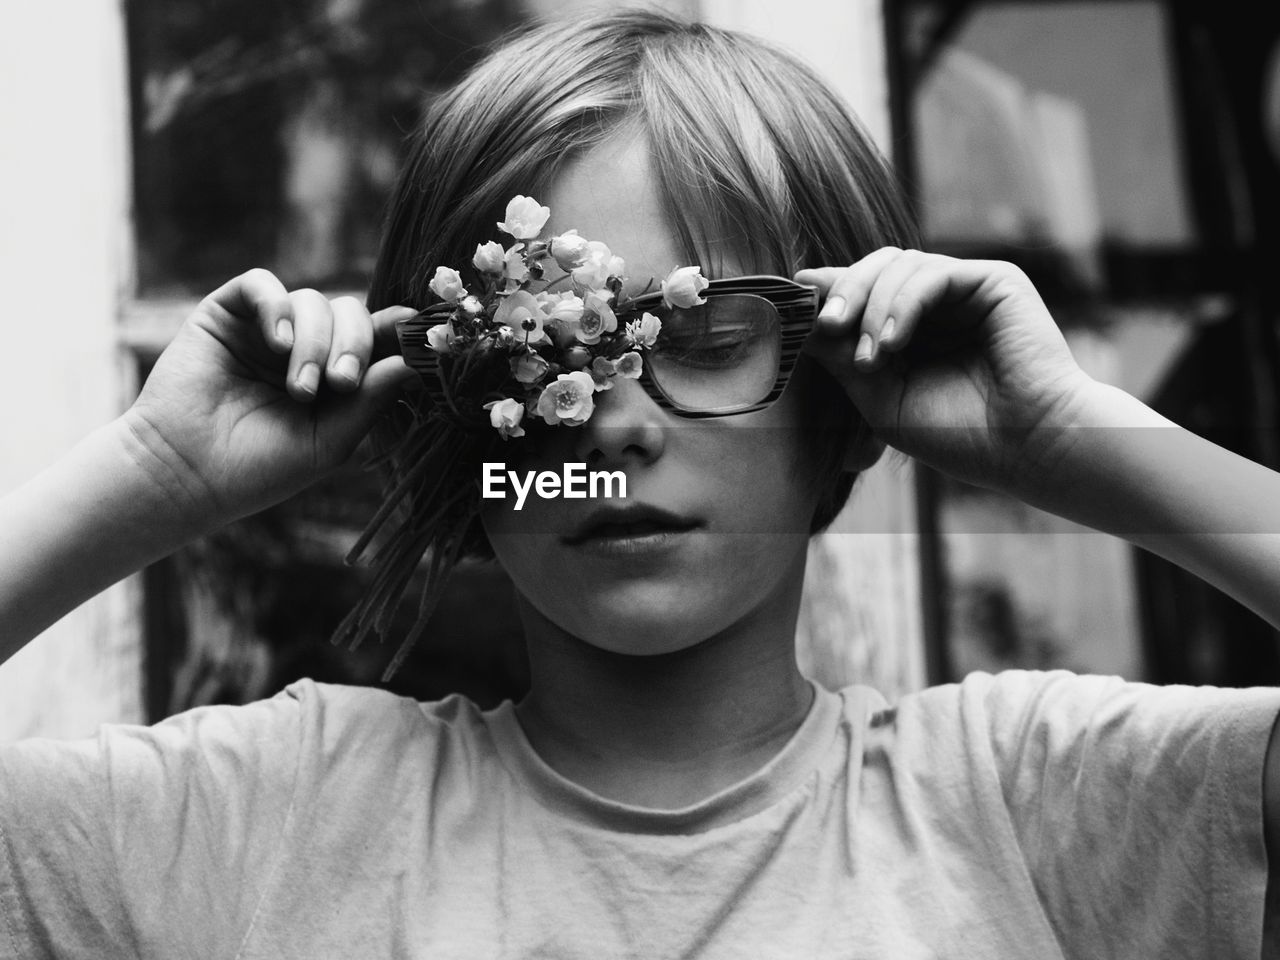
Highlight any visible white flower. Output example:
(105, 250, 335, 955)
(425, 321, 454, 353)
(503, 243, 529, 288)
(661, 265, 709, 308)
(615, 351, 643, 379)
(459, 295, 484, 318)
(511, 352, 549, 384)
(606, 255, 625, 280)
(536, 371, 597, 426)
(428, 266, 467, 302)
(572, 241, 614, 289)
(493, 290, 548, 344)
(483, 398, 526, 440)
(576, 293, 618, 345)
(496, 195, 551, 240)
(473, 241, 505, 274)
(549, 230, 591, 270)
(536, 291, 585, 324)
(625, 312, 662, 348)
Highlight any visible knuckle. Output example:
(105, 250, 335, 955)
(989, 259, 1028, 282)
(289, 287, 326, 306)
(330, 294, 366, 313)
(242, 266, 279, 286)
(295, 334, 332, 356)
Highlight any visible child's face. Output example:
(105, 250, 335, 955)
(479, 132, 823, 654)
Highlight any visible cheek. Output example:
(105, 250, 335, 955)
(720, 388, 823, 530)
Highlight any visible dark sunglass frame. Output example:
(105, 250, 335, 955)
(397, 274, 819, 423)
(628, 275, 819, 418)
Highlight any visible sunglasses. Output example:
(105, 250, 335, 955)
(398, 275, 819, 422)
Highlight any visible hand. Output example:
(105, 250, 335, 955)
(797, 248, 1096, 497)
(124, 269, 419, 529)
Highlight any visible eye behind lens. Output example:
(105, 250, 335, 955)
(648, 294, 783, 411)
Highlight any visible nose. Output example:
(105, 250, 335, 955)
(572, 375, 667, 468)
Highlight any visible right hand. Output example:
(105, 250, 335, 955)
(124, 268, 420, 529)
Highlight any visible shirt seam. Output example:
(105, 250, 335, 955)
(101, 726, 144, 959)
(231, 691, 307, 960)
(486, 684, 843, 837)
(1213, 698, 1275, 960)
(968, 674, 1071, 960)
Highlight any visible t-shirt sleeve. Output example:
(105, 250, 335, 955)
(0, 683, 308, 960)
(949, 669, 1280, 960)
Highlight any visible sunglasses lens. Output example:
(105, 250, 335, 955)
(648, 294, 782, 413)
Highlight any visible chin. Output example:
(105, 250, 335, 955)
(542, 582, 735, 657)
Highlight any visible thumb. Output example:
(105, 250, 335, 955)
(362, 354, 420, 397)
(793, 267, 842, 296)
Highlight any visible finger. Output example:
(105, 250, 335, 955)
(370, 305, 422, 360)
(287, 289, 334, 401)
(324, 355, 420, 440)
(796, 246, 904, 339)
(326, 297, 376, 393)
(878, 256, 965, 358)
(202, 268, 295, 354)
(858, 249, 929, 368)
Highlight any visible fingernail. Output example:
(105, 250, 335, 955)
(817, 296, 846, 322)
(297, 362, 320, 394)
(880, 316, 896, 344)
(333, 353, 362, 384)
(276, 319, 294, 347)
(855, 332, 874, 362)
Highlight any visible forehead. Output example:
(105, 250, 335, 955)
(540, 132, 741, 297)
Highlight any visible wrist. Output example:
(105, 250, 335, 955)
(1010, 379, 1181, 533)
(114, 409, 222, 538)
(0, 416, 215, 653)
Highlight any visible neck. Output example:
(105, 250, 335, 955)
(512, 560, 814, 809)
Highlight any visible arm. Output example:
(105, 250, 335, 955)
(799, 248, 1280, 951)
(799, 249, 1280, 632)
(0, 270, 417, 669)
(1016, 378, 1280, 633)
(0, 415, 207, 663)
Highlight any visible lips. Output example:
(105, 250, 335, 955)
(562, 504, 701, 545)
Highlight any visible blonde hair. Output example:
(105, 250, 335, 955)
(342, 9, 920, 677)
(370, 10, 916, 303)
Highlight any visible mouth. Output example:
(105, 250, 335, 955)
(562, 505, 702, 546)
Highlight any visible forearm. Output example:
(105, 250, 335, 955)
(1021, 380, 1280, 631)
(0, 414, 211, 666)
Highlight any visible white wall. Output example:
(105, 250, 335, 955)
(698, 0, 892, 151)
(0, 0, 143, 739)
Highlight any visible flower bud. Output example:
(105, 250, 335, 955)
(428, 266, 467, 302)
(472, 241, 504, 274)
(562, 346, 592, 370)
(496, 195, 551, 240)
(549, 230, 591, 270)
(660, 265, 709, 309)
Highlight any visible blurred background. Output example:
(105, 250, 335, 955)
(2, 0, 1279, 739)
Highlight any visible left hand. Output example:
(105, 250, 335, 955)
(797, 247, 1096, 497)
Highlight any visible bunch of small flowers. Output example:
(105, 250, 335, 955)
(410, 195, 710, 441)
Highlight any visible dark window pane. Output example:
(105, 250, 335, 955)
(126, 0, 522, 296)
(911, 1, 1193, 298)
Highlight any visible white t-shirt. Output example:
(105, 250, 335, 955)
(1, 670, 1277, 959)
